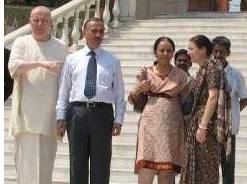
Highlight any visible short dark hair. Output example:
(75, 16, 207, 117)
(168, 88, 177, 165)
(83, 17, 104, 30)
(153, 37, 175, 54)
(174, 49, 190, 61)
(189, 35, 213, 57)
(212, 36, 231, 52)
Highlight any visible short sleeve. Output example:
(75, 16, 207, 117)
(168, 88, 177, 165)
(237, 72, 247, 99)
(206, 63, 221, 89)
(8, 37, 25, 78)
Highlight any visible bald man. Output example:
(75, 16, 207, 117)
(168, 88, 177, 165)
(8, 6, 67, 184)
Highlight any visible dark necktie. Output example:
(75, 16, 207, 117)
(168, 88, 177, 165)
(84, 50, 97, 99)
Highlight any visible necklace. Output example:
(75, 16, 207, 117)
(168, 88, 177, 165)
(155, 64, 172, 78)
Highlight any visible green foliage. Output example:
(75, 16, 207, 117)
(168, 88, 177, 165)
(4, 5, 32, 34)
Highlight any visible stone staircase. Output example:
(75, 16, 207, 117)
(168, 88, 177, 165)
(4, 14, 247, 184)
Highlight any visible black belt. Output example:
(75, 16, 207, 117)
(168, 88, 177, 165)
(71, 101, 111, 108)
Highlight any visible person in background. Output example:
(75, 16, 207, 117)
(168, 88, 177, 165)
(4, 48, 13, 101)
(187, 0, 230, 12)
(174, 49, 192, 75)
(128, 37, 191, 184)
(212, 36, 247, 184)
(241, 0, 247, 11)
(188, 0, 213, 12)
(56, 17, 126, 184)
(180, 35, 231, 184)
(8, 6, 67, 184)
(174, 49, 194, 136)
(216, 0, 230, 11)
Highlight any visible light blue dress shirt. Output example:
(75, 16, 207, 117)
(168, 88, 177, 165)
(56, 44, 126, 124)
(225, 65, 247, 134)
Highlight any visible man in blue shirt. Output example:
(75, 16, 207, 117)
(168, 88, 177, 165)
(56, 17, 126, 184)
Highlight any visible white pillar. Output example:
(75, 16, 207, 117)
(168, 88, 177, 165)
(111, 0, 120, 28)
(129, 0, 136, 17)
(82, 2, 91, 46)
(61, 15, 69, 46)
(51, 19, 57, 37)
(103, 0, 110, 32)
(95, 0, 101, 18)
(71, 9, 80, 49)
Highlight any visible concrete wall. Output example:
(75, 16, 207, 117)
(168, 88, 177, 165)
(119, 0, 136, 20)
(136, 0, 188, 19)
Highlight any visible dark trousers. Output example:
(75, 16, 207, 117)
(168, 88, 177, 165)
(67, 103, 114, 184)
(221, 135, 236, 184)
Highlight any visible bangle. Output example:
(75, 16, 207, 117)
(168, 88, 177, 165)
(198, 124, 207, 130)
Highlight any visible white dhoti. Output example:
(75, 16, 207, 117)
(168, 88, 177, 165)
(15, 133, 57, 184)
(8, 35, 67, 184)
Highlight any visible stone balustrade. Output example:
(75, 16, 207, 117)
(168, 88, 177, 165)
(4, 0, 120, 49)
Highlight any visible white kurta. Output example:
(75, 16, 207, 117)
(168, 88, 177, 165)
(8, 35, 67, 184)
(9, 35, 67, 139)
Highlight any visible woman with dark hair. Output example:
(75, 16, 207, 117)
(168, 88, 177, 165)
(180, 35, 231, 184)
(128, 37, 191, 184)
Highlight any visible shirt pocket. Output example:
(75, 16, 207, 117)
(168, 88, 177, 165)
(98, 71, 113, 86)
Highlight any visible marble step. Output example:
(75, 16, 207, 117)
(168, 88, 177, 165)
(101, 52, 247, 61)
(120, 23, 247, 28)
(105, 31, 247, 38)
(102, 36, 247, 42)
(120, 63, 247, 71)
(5, 148, 247, 171)
(5, 161, 247, 184)
(4, 115, 247, 143)
(154, 12, 247, 19)
(118, 58, 246, 66)
(122, 19, 247, 26)
(4, 102, 247, 128)
(4, 98, 247, 114)
(101, 45, 246, 53)
(115, 19, 247, 26)
(119, 55, 247, 62)
(238, 124, 247, 136)
(4, 176, 140, 184)
(4, 163, 247, 184)
(104, 32, 247, 40)
(4, 117, 247, 139)
(4, 102, 247, 127)
(107, 27, 247, 34)
(4, 151, 136, 171)
(4, 133, 247, 155)
(119, 64, 247, 75)
(101, 41, 247, 48)
(122, 16, 247, 22)
(4, 160, 139, 183)
(122, 69, 246, 80)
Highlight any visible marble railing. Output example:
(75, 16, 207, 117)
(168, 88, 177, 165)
(4, 0, 120, 49)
